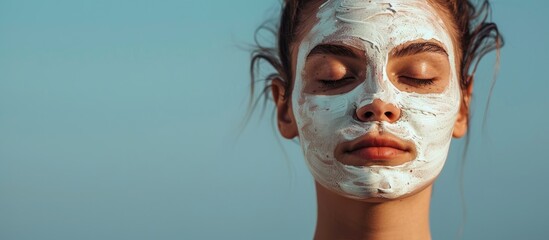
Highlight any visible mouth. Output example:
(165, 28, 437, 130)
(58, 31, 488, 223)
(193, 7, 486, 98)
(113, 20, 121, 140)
(335, 133, 416, 167)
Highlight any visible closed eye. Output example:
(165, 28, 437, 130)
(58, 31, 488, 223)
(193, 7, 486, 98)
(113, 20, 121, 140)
(399, 76, 435, 86)
(318, 77, 356, 88)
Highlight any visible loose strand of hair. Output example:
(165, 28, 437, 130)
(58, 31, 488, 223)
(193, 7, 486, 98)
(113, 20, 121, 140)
(457, 1, 503, 239)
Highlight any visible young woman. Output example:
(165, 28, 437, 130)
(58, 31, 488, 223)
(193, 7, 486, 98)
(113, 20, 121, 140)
(250, 0, 502, 239)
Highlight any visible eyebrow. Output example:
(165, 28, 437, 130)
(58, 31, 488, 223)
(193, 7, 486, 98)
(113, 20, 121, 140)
(391, 42, 449, 57)
(307, 44, 362, 59)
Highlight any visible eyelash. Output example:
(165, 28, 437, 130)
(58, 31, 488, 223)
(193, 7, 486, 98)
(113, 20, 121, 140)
(318, 77, 355, 87)
(400, 77, 435, 86)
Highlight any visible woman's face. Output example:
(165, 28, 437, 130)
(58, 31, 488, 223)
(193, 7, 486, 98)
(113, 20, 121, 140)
(284, 0, 465, 200)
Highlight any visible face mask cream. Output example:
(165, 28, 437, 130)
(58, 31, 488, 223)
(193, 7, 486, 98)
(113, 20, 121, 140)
(292, 0, 461, 199)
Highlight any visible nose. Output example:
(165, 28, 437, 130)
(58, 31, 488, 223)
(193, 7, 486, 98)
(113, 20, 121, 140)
(355, 99, 401, 123)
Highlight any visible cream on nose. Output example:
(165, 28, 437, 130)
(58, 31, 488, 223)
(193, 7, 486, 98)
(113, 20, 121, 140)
(355, 99, 401, 123)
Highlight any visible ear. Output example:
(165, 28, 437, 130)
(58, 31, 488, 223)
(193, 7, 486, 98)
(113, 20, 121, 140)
(271, 78, 298, 139)
(453, 77, 473, 138)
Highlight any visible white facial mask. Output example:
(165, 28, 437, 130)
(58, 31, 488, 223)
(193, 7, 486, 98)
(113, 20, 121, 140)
(292, 0, 461, 199)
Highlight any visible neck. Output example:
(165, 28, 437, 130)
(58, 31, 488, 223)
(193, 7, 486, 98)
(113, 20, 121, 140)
(313, 182, 432, 240)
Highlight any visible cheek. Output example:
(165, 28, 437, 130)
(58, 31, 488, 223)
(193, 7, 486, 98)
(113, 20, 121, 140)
(296, 95, 351, 142)
(396, 85, 461, 160)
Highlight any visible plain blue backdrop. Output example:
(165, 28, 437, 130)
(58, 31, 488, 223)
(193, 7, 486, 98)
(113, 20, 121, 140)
(1, 0, 548, 239)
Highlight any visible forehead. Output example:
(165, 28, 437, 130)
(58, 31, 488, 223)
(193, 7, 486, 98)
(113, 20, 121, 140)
(302, 0, 452, 54)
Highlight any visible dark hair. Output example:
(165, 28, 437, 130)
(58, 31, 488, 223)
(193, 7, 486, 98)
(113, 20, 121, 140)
(248, 0, 503, 126)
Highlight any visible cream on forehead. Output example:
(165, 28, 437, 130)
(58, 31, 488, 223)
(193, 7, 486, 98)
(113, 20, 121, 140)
(291, 0, 461, 199)
(302, 0, 453, 57)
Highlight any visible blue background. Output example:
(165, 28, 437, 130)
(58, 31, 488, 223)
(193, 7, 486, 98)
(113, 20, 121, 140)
(1, 0, 547, 239)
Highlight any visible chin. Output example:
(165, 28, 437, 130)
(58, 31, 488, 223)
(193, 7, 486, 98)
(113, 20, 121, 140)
(347, 180, 436, 203)
(313, 168, 440, 202)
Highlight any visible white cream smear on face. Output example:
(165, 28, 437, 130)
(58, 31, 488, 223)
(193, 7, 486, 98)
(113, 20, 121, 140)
(292, 0, 461, 199)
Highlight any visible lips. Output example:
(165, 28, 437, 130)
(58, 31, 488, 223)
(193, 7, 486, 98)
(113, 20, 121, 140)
(336, 133, 416, 167)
